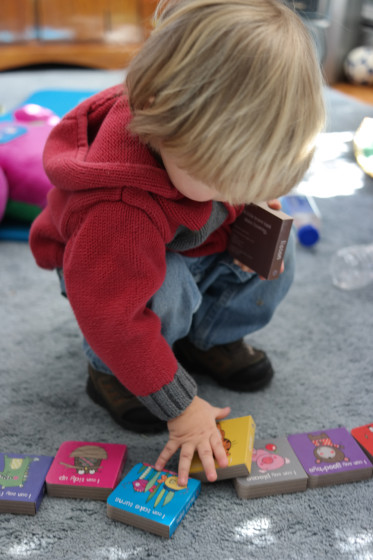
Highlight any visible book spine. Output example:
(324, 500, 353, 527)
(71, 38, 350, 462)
(169, 485, 201, 537)
(267, 219, 293, 280)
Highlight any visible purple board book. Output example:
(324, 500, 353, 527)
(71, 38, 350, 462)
(0, 453, 54, 515)
(287, 427, 373, 488)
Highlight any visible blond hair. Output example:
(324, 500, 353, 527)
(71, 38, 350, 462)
(126, 0, 325, 205)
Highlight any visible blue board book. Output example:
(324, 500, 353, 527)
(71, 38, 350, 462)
(107, 463, 201, 537)
(0, 453, 54, 515)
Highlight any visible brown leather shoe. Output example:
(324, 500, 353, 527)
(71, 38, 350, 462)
(173, 338, 274, 391)
(86, 364, 166, 433)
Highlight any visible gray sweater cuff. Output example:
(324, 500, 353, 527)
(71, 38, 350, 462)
(137, 363, 197, 421)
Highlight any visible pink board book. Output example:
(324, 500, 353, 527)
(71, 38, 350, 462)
(46, 441, 127, 500)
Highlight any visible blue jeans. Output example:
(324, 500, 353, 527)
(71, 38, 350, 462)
(81, 230, 295, 372)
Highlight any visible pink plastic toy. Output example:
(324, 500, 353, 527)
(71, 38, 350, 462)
(0, 104, 59, 222)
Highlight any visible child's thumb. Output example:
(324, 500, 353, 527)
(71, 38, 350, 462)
(215, 406, 231, 420)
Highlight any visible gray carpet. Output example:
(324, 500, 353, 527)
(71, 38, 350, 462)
(1, 69, 373, 560)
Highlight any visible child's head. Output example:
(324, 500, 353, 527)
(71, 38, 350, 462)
(126, 0, 325, 205)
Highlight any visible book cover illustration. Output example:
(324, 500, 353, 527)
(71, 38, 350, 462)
(46, 441, 127, 500)
(351, 423, 373, 462)
(234, 437, 308, 499)
(107, 463, 201, 538)
(288, 427, 373, 488)
(189, 415, 256, 482)
(0, 453, 54, 515)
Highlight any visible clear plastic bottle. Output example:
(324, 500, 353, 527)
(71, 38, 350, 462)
(331, 243, 373, 290)
(280, 194, 321, 247)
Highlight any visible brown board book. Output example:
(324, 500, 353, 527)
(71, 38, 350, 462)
(228, 202, 293, 279)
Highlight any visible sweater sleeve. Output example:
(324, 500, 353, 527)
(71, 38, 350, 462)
(63, 200, 197, 420)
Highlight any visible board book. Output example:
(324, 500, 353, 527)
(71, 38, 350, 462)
(287, 427, 373, 488)
(234, 437, 308, 499)
(0, 453, 53, 515)
(46, 441, 127, 500)
(351, 423, 373, 462)
(189, 415, 256, 482)
(228, 202, 293, 280)
(107, 463, 201, 538)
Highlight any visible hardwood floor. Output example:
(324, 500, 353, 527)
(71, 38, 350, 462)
(332, 82, 373, 106)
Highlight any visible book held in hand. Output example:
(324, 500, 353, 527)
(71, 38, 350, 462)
(228, 202, 293, 279)
(287, 427, 373, 488)
(0, 453, 54, 515)
(234, 436, 308, 499)
(107, 463, 201, 538)
(189, 415, 256, 482)
(46, 441, 127, 500)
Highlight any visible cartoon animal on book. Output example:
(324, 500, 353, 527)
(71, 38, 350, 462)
(0, 104, 58, 224)
(59, 445, 108, 475)
(0, 455, 38, 489)
(308, 432, 350, 464)
(252, 444, 290, 473)
(218, 424, 233, 457)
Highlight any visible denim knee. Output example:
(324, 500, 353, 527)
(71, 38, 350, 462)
(149, 252, 202, 345)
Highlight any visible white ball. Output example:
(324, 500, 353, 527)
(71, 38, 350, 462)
(344, 46, 373, 85)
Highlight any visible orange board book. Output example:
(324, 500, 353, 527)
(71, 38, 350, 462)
(189, 415, 256, 482)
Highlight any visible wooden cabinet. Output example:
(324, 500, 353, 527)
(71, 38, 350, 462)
(0, 0, 157, 70)
(1, 0, 36, 43)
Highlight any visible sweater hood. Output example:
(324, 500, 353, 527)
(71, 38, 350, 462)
(43, 85, 178, 199)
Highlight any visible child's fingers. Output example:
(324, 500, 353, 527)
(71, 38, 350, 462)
(233, 259, 254, 273)
(196, 441, 218, 483)
(214, 406, 231, 420)
(154, 439, 179, 472)
(177, 442, 195, 486)
(267, 198, 281, 210)
(210, 430, 229, 469)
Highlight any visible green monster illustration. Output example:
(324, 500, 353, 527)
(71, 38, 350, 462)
(0, 455, 36, 489)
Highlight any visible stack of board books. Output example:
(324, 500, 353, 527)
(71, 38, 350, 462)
(0, 453, 53, 515)
(107, 463, 201, 538)
(190, 415, 256, 482)
(46, 441, 127, 500)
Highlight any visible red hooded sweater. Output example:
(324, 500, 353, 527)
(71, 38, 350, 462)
(30, 85, 242, 420)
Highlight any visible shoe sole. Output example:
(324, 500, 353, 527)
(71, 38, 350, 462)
(86, 377, 166, 434)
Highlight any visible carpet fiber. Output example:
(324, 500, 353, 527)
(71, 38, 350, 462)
(1, 69, 373, 560)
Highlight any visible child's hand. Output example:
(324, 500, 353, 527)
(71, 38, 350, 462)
(155, 396, 231, 486)
(234, 258, 285, 276)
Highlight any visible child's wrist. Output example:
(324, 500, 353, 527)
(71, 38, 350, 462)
(137, 365, 197, 421)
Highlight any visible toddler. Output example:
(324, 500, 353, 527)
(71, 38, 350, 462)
(30, 0, 325, 485)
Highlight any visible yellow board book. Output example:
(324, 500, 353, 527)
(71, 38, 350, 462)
(189, 416, 256, 482)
